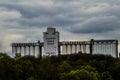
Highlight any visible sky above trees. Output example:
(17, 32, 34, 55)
(0, 0, 120, 53)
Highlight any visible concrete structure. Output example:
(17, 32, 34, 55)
(12, 41, 43, 58)
(11, 27, 119, 58)
(61, 39, 118, 57)
(43, 28, 59, 56)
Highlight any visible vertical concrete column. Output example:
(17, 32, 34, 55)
(84, 44, 86, 53)
(103, 42, 105, 54)
(86, 44, 89, 53)
(115, 40, 118, 58)
(33, 46, 35, 56)
(77, 44, 79, 53)
(67, 45, 69, 54)
(104, 42, 106, 54)
(63, 44, 66, 54)
(28, 46, 30, 56)
(109, 43, 111, 55)
(65, 44, 68, 54)
(64, 44, 66, 54)
(81, 43, 83, 53)
(62, 45, 65, 54)
(99, 43, 102, 54)
(83, 44, 85, 53)
(75, 44, 77, 53)
(108, 43, 112, 55)
(67, 45, 70, 54)
(20, 46, 22, 56)
(38, 41, 42, 58)
(82, 43, 84, 53)
(24, 46, 26, 55)
(70, 44, 72, 54)
(12, 46, 14, 56)
(110, 43, 113, 56)
(15, 46, 17, 54)
(90, 39, 94, 54)
(112, 43, 114, 55)
(102, 43, 104, 54)
(39, 46, 42, 58)
(104, 42, 107, 54)
(79, 44, 81, 53)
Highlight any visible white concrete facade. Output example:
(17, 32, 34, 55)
(43, 28, 59, 56)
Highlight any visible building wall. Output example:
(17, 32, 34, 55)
(43, 28, 59, 56)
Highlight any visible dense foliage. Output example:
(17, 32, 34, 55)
(0, 52, 120, 80)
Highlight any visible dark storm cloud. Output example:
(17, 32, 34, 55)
(0, 3, 73, 27)
(0, 4, 45, 18)
(71, 16, 120, 33)
(0, 0, 120, 53)
(0, 0, 120, 32)
(0, 2, 78, 28)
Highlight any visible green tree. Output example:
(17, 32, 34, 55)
(60, 65, 101, 80)
(58, 61, 72, 73)
(111, 58, 120, 80)
(101, 72, 113, 80)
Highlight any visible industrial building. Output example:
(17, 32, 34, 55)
(12, 27, 119, 58)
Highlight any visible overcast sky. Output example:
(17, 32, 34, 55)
(0, 0, 120, 53)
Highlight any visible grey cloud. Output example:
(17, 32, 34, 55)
(0, 0, 120, 31)
(0, 0, 120, 53)
(70, 15, 120, 33)
(0, 4, 42, 18)
(0, 3, 73, 26)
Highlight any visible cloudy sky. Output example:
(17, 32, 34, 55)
(0, 0, 120, 54)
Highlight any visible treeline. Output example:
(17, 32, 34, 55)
(0, 52, 120, 80)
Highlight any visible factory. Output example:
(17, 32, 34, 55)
(12, 27, 119, 58)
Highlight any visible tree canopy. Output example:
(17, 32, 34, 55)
(0, 52, 119, 80)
